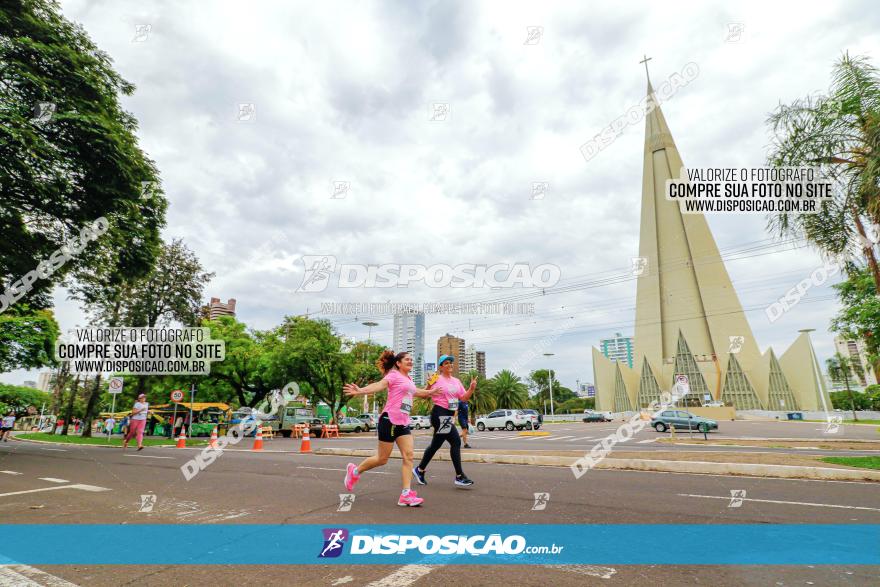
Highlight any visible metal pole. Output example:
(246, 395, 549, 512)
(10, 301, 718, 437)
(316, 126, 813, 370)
(188, 383, 195, 437)
(172, 402, 178, 438)
(549, 369, 555, 416)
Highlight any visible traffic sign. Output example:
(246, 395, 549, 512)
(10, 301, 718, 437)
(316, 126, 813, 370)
(674, 374, 690, 395)
(108, 377, 124, 394)
(171, 389, 184, 402)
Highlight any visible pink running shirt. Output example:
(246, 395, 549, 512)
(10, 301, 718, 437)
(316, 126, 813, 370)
(381, 369, 416, 425)
(430, 375, 466, 410)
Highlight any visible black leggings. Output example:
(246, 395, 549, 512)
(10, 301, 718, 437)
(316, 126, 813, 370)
(418, 406, 464, 476)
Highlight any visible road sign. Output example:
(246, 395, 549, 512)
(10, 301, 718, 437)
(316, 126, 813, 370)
(108, 377, 124, 394)
(170, 389, 184, 402)
(703, 394, 711, 401)
(586, 384, 596, 398)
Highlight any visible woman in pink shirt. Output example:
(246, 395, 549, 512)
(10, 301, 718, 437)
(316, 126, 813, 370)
(343, 350, 439, 507)
(412, 354, 476, 488)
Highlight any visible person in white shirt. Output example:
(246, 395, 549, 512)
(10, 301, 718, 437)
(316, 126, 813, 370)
(122, 394, 149, 450)
(0, 412, 15, 441)
(104, 416, 116, 439)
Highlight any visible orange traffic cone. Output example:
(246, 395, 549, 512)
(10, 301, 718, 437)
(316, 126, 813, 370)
(176, 428, 187, 448)
(209, 426, 218, 448)
(252, 426, 264, 451)
(300, 425, 311, 453)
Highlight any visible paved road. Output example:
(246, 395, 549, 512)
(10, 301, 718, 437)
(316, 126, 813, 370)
(1, 438, 878, 585)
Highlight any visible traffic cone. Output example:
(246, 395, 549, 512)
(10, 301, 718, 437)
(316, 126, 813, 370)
(300, 425, 311, 453)
(252, 426, 264, 451)
(209, 426, 218, 448)
(176, 428, 187, 448)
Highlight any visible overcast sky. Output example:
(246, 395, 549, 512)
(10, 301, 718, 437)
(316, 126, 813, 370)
(6, 0, 880, 393)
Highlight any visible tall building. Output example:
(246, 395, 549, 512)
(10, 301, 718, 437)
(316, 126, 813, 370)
(203, 297, 237, 320)
(475, 351, 486, 378)
(833, 336, 878, 388)
(437, 333, 466, 377)
(36, 371, 53, 392)
(592, 73, 831, 413)
(393, 311, 425, 385)
(599, 333, 634, 369)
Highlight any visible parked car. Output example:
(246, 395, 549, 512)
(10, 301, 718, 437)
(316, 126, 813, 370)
(409, 415, 431, 429)
(704, 400, 725, 408)
(338, 417, 368, 433)
(651, 410, 718, 433)
(521, 409, 543, 424)
(476, 409, 540, 431)
(307, 418, 324, 435)
(582, 409, 612, 423)
(357, 413, 378, 430)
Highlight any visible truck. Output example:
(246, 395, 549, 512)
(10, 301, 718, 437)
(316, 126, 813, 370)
(231, 401, 319, 437)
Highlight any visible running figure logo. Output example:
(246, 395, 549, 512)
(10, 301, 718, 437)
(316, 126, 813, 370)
(437, 416, 454, 434)
(532, 492, 550, 510)
(337, 494, 355, 512)
(728, 489, 746, 508)
(318, 528, 349, 558)
(297, 255, 337, 292)
(139, 494, 157, 512)
(824, 414, 843, 434)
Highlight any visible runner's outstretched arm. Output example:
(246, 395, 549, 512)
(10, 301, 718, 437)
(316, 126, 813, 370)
(343, 379, 388, 397)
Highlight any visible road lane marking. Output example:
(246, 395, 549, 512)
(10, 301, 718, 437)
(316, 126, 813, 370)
(297, 466, 391, 475)
(365, 564, 435, 587)
(552, 436, 575, 441)
(0, 565, 79, 587)
(38, 478, 69, 484)
(0, 484, 111, 498)
(0, 471, 22, 475)
(638, 439, 657, 444)
(545, 564, 617, 579)
(678, 493, 880, 512)
(41, 448, 68, 452)
(124, 454, 173, 459)
(568, 436, 595, 442)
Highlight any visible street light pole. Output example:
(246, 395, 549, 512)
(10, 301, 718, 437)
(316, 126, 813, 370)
(544, 353, 555, 417)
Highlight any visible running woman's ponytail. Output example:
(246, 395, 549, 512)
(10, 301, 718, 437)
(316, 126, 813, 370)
(376, 350, 409, 374)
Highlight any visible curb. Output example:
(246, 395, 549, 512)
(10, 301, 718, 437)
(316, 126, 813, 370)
(314, 447, 880, 482)
(10, 434, 207, 449)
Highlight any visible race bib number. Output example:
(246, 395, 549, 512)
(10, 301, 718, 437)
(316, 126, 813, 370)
(400, 400, 412, 415)
(448, 398, 459, 410)
(437, 416, 454, 434)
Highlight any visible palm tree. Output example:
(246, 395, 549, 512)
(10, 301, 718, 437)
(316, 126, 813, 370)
(461, 370, 495, 418)
(826, 352, 862, 421)
(767, 53, 880, 293)
(488, 370, 529, 409)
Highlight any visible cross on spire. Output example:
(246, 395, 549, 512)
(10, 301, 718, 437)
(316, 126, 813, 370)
(639, 54, 652, 82)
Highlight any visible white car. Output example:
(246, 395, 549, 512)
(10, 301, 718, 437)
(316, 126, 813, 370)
(476, 409, 539, 431)
(409, 415, 431, 429)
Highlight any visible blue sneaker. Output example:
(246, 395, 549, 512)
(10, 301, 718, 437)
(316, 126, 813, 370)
(412, 466, 427, 485)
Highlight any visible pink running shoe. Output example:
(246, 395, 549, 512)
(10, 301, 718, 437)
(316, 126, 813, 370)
(344, 463, 360, 491)
(397, 490, 424, 507)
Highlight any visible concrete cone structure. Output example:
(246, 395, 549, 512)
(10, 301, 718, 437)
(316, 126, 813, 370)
(593, 69, 832, 414)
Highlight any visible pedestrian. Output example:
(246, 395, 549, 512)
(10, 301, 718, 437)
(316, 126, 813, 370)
(342, 350, 440, 507)
(174, 415, 183, 438)
(104, 416, 116, 439)
(73, 418, 80, 434)
(0, 411, 15, 441)
(412, 355, 476, 488)
(459, 398, 472, 448)
(122, 394, 149, 451)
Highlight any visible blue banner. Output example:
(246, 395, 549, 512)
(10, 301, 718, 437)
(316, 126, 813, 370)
(1, 524, 877, 565)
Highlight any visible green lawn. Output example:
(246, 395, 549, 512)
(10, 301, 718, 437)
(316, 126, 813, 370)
(819, 456, 880, 470)
(16, 433, 208, 447)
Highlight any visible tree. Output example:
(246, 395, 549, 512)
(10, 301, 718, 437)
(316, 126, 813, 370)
(1, 0, 166, 307)
(827, 353, 861, 421)
(0, 382, 52, 416)
(830, 265, 880, 373)
(527, 369, 576, 407)
(0, 304, 59, 371)
(488, 370, 528, 409)
(460, 370, 492, 421)
(766, 53, 880, 292)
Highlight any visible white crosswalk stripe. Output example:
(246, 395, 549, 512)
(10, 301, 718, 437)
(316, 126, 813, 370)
(551, 436, 575, 441)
